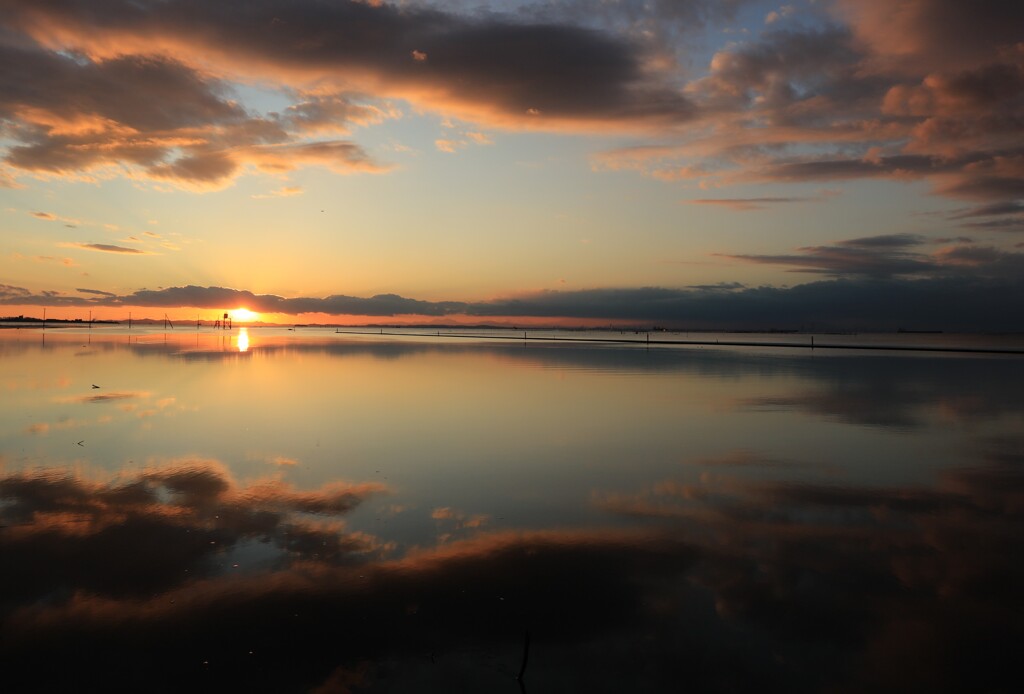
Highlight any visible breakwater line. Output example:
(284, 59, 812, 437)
(332, 329, 1024, 355)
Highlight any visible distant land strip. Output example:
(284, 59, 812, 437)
(333, 330, 1024, 356)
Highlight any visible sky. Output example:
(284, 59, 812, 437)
(1, 0, 1022, 330)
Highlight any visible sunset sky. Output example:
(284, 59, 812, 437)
(1, 0, 1022, 329)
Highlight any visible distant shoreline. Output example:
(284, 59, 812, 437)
(2, 321, 1022, 354)
(0, 318, 119, 327)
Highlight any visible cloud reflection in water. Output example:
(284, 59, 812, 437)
(1, 442, 1021, 692)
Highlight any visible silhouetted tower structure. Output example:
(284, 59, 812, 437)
(213, 312, 232, 329)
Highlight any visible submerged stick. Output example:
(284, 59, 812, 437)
(517, 630, 530, 681)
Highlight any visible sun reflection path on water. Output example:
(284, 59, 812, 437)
(236, 327, 249, 353)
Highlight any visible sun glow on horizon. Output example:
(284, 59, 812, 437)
(231, 308, 259, 323)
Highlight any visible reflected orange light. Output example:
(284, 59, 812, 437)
(237, 327, 250, 353)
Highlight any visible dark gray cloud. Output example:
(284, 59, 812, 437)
(509, 0, 752, 74)
(936, 168, 1024, 202)
(465, 278, 1024, 331)
(745, 149, 1024, 206)
(0, 44, 241, 177)
(1, 0, 695, 129)
(959, 217, 1024, 232)
(516, 0, 749, 32)
(689, 24, 879, 123)
(0, 47, 243, 133)
(85, 285, 467, 317)
(932, 244, 1024, 274)
(724, 234, 936, 278)
(0, 29, 386, 187)
(0, 283, 30, 297)
(277, 93, 395, 134)
(837, 233, 926, 249)
(725, 235, 1024, 284)
(685, 281, 745, 292)
(146, 150, 239, 184)
(837, 0, 1024, 71)
(0, 0, 705, 190)
(948, 202, 1024, 219)
(757, 153, 947, 182)
(5, 264, 1024, 331)
(885, 61, 1024, 119)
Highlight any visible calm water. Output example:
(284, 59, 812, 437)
(1, 327, 1022, 692)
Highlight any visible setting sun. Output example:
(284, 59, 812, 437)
(231, 308, 259, 322)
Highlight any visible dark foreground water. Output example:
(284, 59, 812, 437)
(1, 327, 1022, 692)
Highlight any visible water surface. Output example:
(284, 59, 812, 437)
(1, 327, 1021, 692)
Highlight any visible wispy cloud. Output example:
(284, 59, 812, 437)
(251, 186, 304, 199)
(435, 125, 495, 153)
(33, 255, 78, 266)
(435, 139, 460, 153)
(685, 195, 828, 211)
(31, 211, 80, 225)
(764, 5, 796, 25)
(61, 243, 151, 255)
